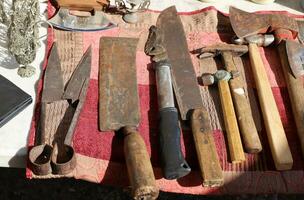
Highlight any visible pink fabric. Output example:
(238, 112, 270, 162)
(26, 4, 304, 195)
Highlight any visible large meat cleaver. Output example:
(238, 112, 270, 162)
(99, 37, 158, 200)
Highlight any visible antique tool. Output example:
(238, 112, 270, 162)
(230, 7, 293, 170)
(144, 25, 191, 180)
(156, 6, 223, 187)
(49, 0, 115, 31)
(195, 44, 262, 154)
(200, 69, 245, 162)
(99, 37, 158, 199)
(29, 43, 91, 175)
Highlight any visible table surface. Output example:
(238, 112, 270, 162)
(0, 0, 303, 168)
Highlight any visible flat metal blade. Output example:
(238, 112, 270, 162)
(99, 37, 140, 131)
(286, 39, 304, 78)
(156, 6, 203, 120)
(63, 46, 92, 103)
(41, 43, 64, 103)
(297, 20, 304, 44)
(49, 9, 116, 31)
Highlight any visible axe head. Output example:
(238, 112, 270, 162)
(49, 8, 116, 31)
(229, 7, 298, 42)
(286, 40, 304, 78)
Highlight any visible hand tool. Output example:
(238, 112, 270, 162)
(29, 43, 92, 175)
(144, 25, 191, 180)
(99, 37, 159, 199)
(49, 0, 116, 31)
(194, 44, 262, 154)
(200, 69, 245, 163)
(156, 6, 223, 187)
(229, 7, 294, 170)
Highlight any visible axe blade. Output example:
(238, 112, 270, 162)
(49, 8, 116, 31)
(286, 39, 304, 78)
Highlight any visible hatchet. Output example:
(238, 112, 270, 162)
(230, 7, 296, 170)
(49, 0, 116, 31)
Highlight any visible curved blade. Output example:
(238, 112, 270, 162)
(49, 9, 116, 31)
(229, 7, 270, 38)
(63, 46, 92, 103)
(286, 39, 304, 78)
(41, 43, 64, 103)
(156, 6, 203, 120)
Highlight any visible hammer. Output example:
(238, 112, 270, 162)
(196, 44, 262, 154)
(229, 7, 294, 170)
(196, 46, 246, 163)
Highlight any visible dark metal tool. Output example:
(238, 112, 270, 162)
(230, 7, 296, 170)
(99, 37, 159, 200)
(29, 43, 91, 175)
(195, 44, 262, 154)
(144, 25, 191, 180)
(156, 6, 223, 187)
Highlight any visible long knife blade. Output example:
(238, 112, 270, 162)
(156, 6, 203, 120)
(41, 43, 64, 103)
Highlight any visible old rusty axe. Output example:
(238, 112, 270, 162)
(230, 7, 295, 170)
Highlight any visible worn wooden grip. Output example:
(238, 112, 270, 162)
(278, 41, 304, 157)
(248, 43, 293, 170)
(191, 108, 223, 187)
(218, 80, 245, 163)
(57, 0, 108, 10)
(222, 52, 262, 153)
(123, 126, 159, 200)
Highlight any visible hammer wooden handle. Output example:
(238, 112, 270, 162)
(191, 108, 223, 187)
(123, 126, 159, 200)
(248, 43, 293, 170)
(278, 41, 304, 157)
(57, 0, 108, 10)
(222, 52, 262, 153)
(218, 80, 245, 163)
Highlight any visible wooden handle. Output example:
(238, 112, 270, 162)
(222, 52, 262, 153)
(123, 126, 159, 200)
(191, 108, 223, 187)
(248, 43, 293, 170)
(57, 0, 108, 11)
(278, 41, 304, 157)
(218, 80, 245, 163)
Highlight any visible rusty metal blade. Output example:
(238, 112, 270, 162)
(99, 37, 140, 131)
(229, 7, 270, 38)
(63, 46, 92, 103)
(41, 43, 64, 103)
(156, 6, 203, 120)
(286, 39, 304, 78)
(297, 21, 304, 44)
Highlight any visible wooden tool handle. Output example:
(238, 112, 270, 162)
(123, 126, 159, 200)
(218, 80, 245, 163)
(278, 42, 304, 157)
(222, 52, 262, 153)
(57, 0, 108, 11)
(191, 108, 223, 187)
(248, 43, 293, 170)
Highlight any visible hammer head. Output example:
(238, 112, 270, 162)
(196, 43, 248, 59)
(229, 7, 298, 43)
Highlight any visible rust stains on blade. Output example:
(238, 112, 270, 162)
(99, 37, 140, 131)
(286, 39, 304, 78)
(156, 6, 203, 120)
(41, 43, 64, 103)
(229, 7, 270, 38)
(63, 46, 92, 103)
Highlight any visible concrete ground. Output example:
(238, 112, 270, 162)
(0, 168, 302, 200)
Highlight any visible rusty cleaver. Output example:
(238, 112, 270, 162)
(99, 37, 158, 200)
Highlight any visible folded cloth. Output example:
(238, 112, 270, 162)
(27, 3, 304, 195)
